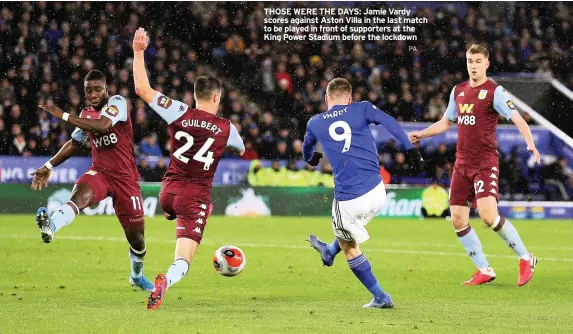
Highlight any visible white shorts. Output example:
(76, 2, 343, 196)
(331, 181, 386, 244)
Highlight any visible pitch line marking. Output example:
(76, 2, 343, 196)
(3, 234, 572, 263)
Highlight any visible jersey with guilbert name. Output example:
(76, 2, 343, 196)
(445, 79, 516, 167)
(148, 93, 244, 203)
(303, 101, 413, 201)
(71, 95, 139, 181)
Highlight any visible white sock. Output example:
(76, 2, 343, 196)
(50, 202, 78, 233)
(129, 247, 146, 278)
(520, 254, 532, 261)
(479, 267, 496, 276)
(166, 257, 189, 289)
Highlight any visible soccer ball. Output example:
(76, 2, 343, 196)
(213, 245, 246, 277)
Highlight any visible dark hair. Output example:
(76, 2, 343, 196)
(326, 78, 352, 97)
(84, 69, 106, 82)
(195, 75, 222, 101)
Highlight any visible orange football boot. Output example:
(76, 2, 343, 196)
(462, 268, 496, 285)
(147, 274, 168, 310)
(518, 253, 537, 286)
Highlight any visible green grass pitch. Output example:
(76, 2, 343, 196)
(0, 215, 572, 333)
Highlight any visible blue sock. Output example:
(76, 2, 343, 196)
(327, 239, 341, 257)
(456, 225, 490, 269)
(493, 216, 528, 258)
(129, 247, 146, 278)
(347, 253, 385, 299)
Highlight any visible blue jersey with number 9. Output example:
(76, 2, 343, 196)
(302, 102, 413, 201)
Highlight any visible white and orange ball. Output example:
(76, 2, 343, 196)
(213, 245, 246, 277)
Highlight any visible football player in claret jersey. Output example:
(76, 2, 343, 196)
(32, 69, 154, 292)
(409, 44, 541, 286)
(303, 78, 425, 309)
(132, 28, 245, 310)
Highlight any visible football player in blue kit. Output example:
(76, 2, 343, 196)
(303, 78, 424, 309)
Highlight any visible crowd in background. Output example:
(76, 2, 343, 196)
(0, 2, 572, 199)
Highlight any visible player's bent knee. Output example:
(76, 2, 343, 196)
(70, 183, 95, 210)
(123, 225, 146, 250)
(476, 196, 499, 226)
(449, 206, 470, 229)
(118, 214, 146, 249)
(450, 213, 469, 229)
(338, 238, 360, 258)
(127, 237, 145, 252)
(344, 247, 361, 259)
(479, 210, 497, 227)
(124, 234, 145, 251)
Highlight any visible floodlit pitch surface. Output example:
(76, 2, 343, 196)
(1, 215, 571, 333)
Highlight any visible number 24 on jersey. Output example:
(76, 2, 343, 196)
(173, 131, 215, 170)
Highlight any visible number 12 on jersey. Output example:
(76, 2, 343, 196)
(173, 131, 215, 170)
(329, 121, 352, 152)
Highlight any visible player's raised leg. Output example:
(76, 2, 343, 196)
(308, 201, 347, 266)
(36, 181, 97, 243)
(477, 196, 537, 286)
(308, 235, 341, 267)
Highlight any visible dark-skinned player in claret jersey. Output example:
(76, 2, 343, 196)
(132, 28, 245, 310)
(32, 69, 154, 292)
(409, 44, 541, 286)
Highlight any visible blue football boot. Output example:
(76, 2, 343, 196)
(308, 235, 334, 267)
(130, 275, 154, 292)
(36, 207, 53, 243)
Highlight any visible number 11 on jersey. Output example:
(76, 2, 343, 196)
(131, 196, 142, 211)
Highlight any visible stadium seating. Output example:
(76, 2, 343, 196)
(0, 2, 571, 199)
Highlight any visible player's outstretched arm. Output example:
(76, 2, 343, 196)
(363, 102, 425, 172)
(132, 28, 159, 104)
(363, 102, 414, 149)
(30, 139, 82, 191)
(132, 27, 186, 125)
(409, 88, 457, 143)
(409, 116, 455, 143)
(39, 104, 113, 134)
(227, 123, 245, 156)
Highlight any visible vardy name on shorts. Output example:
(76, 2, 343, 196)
(181, 119, 223, 134)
